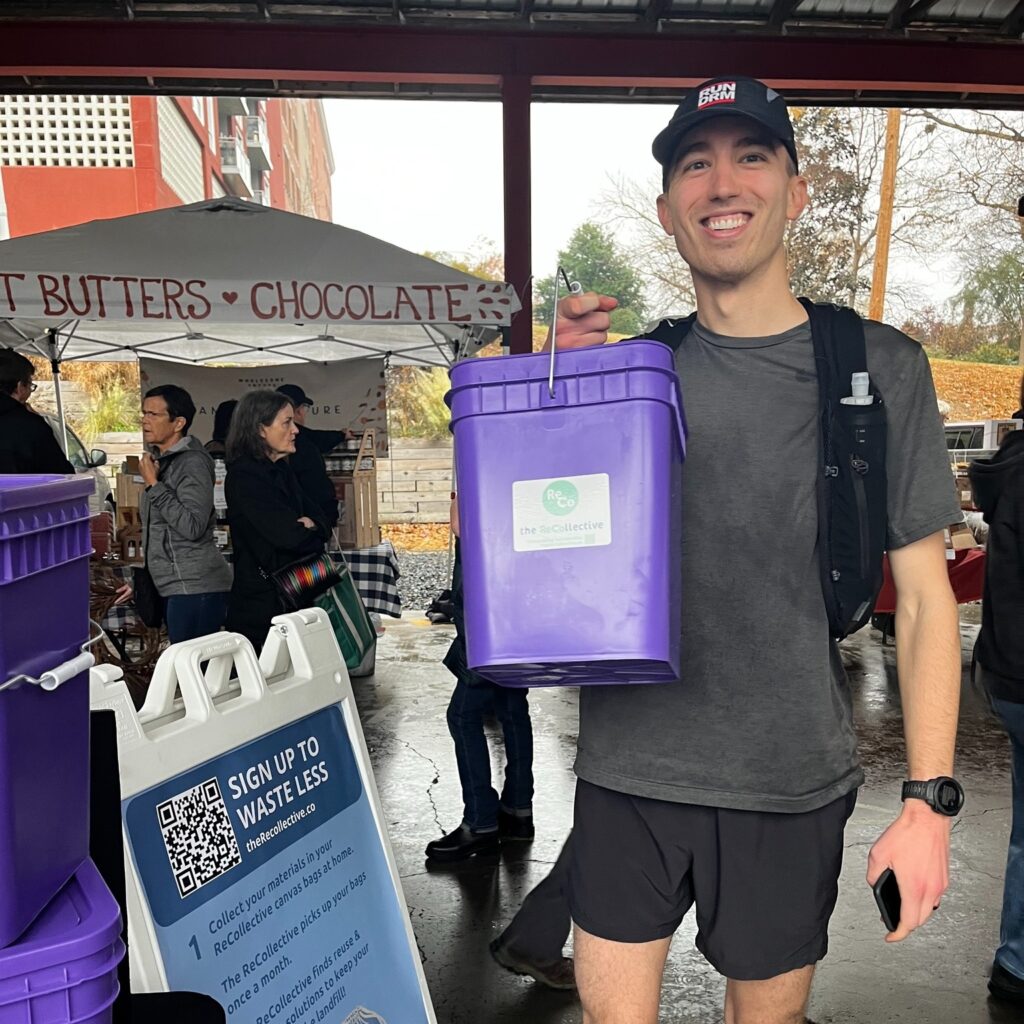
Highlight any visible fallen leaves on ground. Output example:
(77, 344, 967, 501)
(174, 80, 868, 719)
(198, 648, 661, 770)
(929, 357, 1022, 422)
(381, 523, 453, 552)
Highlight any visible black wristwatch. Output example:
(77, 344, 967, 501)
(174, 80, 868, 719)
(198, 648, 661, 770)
(901, 777, 964, 817)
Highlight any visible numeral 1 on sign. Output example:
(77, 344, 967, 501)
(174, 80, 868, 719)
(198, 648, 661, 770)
(189, 934, 202, 960)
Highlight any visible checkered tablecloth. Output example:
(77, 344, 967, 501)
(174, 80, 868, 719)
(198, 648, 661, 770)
(97, 543, 402, 632)
(97, 565, 136, 634)
(339, 542, 402, 618)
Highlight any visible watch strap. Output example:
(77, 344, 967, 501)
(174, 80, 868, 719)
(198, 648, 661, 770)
(901, 780, 932, 804)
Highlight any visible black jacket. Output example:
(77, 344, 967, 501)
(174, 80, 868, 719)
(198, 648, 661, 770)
(224, 455, 329, 649)
(0, 393, 75, 475)
(969, 430, 1024, 702)
(288, 425, 345, 529)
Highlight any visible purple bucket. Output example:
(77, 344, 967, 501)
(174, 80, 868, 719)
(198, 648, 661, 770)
(0, 858, 124, 1024)
(0, 475, 94, 947)
(448, 340, 686, 687)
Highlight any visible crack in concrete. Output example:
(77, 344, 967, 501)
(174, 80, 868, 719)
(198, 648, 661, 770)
(399, 738, 445, 834)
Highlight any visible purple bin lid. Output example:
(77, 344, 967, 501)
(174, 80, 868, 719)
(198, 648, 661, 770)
(0, 475, 94, 515)
(0, 859, 122, 980)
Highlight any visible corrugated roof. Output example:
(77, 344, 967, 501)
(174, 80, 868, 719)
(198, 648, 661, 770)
(1, 0, 1021, 106)
(2, 0, 1021, 34)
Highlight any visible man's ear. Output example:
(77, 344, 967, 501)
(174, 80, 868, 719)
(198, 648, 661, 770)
(656, 192, 675, 237)
(787, 174, 809, 223)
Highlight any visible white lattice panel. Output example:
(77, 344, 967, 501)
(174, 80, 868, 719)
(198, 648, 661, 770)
(0, 95, 135, 168)
(157, 96, 204, 204)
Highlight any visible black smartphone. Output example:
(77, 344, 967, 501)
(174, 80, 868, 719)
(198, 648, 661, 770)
(873, 868, 901, 932)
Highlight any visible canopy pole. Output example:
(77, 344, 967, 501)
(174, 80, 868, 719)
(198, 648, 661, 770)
(502, 75, 533, 355)
(46, 328, 69, 453)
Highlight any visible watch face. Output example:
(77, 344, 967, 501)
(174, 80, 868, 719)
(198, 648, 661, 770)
(936, 779, 964, 815)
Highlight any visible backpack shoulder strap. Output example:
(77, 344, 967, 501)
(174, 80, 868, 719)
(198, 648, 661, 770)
(641, 313, 698, 352)
(798, 298, 870, 411)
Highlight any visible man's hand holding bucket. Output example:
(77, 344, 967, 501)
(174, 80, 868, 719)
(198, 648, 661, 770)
(543, 291, 618, 351)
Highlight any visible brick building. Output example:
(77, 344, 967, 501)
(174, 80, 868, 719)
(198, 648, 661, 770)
(0, 95, 333, 238)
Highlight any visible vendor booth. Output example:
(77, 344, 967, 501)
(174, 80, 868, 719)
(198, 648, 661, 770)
(0, 200, 518, 1023)
(0, 197, 517, 683)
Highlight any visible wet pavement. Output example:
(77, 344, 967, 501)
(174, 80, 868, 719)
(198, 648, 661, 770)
(353, 608, 1018, 1023)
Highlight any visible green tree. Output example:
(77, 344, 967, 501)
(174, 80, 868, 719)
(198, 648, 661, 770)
(534, 222, 647, 336)
(785, 107, 870, 306)
(955, 249, 1024, 358)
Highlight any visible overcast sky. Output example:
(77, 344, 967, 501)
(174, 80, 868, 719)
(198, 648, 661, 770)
(324, 98, 955, 318)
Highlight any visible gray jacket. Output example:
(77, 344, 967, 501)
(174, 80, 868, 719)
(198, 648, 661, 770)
(140, 435, 233, 597)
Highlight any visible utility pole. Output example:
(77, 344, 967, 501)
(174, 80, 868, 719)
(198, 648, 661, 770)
(868, 109, 902, 322)
(1017, 194, 1023, 366)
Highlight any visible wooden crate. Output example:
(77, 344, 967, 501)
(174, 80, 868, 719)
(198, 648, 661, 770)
(330, 430, 380, 549)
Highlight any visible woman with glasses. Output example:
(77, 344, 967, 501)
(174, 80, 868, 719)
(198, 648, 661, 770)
(129, 384, 234, 644)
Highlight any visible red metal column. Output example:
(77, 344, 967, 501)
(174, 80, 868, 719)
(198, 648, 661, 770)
(502, 75, 533, 355)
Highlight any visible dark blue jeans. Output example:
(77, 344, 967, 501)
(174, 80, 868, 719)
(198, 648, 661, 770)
(165, 592, 229, 644)
(446, 677, 534, 832)
(993, 698, 1024, 981)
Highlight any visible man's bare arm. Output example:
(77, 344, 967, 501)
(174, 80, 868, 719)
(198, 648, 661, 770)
(866, 528, 961, 942)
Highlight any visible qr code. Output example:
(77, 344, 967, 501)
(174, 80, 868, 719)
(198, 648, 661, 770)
(157, 777, 242, 899)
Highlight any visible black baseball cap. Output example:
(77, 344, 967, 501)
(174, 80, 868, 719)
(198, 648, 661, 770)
(277, 384, 313, 407)
(652, 76, 799, 184)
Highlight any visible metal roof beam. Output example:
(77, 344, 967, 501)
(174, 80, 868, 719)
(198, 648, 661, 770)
(886, 0, 942, 30)
(1001, 0, 1024, 36)
(2, 20, 1024, 100)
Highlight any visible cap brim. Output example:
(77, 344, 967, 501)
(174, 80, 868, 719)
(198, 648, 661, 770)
(653, 108, 797, 173)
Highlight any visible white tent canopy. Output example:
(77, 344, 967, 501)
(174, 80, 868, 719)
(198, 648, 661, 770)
(0, 198, 520, 369)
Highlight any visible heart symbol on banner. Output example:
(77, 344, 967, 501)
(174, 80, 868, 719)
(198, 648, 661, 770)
(221, 291, 239, 305)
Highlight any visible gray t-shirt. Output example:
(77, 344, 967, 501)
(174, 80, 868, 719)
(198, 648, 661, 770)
(574, 317, 962, 813)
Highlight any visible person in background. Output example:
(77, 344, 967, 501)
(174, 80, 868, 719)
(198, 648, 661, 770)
(969, 376, 1024, 1005)
(204, 399, 238, 458)
(137, 385, 233, 643)
(277, 384, 350, 534)
(426, 496, 537, 865)
(0, 348, 75, 475)
(224, 390, 330, 652)
(489, 834, 575, 990)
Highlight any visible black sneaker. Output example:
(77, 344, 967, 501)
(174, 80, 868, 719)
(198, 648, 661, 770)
(990, 961, 1024, 1003)
(498, 809, 535, 842)
(425, 824, 500, 863)
(490, 939, 576, 991)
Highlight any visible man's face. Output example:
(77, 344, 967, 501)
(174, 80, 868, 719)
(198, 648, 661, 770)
(141, 396, 185, 449)
(292, 403, 309, 426)
(656, 116, 807, 287)
(12, 376, 33, 404)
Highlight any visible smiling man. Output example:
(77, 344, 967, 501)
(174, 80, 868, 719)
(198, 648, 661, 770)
(550, 77, 965, 1023)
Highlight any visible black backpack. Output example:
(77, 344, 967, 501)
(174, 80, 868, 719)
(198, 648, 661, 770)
(644, 299, 888, 640)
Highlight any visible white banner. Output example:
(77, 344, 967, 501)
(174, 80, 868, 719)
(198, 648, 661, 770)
(139, 357, 389, 456)
(0, 272, 515, 326)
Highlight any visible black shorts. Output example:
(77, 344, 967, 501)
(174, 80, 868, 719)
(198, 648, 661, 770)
(569, 779, 857, 981)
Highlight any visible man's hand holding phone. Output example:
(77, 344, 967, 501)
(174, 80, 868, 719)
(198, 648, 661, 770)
(543, 291, 619, 352)
(867, 802, 950, 942)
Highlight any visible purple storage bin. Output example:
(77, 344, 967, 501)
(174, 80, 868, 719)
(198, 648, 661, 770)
(0, 475, 94, 948)
(448, 340, 686, 687)
(0, 858, 124, 1024)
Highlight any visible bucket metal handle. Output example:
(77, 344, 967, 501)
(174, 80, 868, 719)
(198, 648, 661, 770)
(548, 266, 583, 398)
(0, 618, 105, 694)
